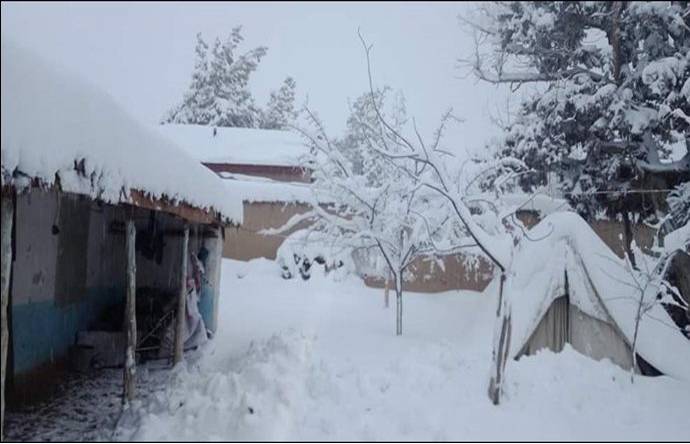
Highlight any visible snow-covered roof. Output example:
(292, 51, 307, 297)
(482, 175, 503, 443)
(155, 124, 309, 167)
(215, 173, 337, 206)
(509, 211, 690, 381)
(218, 174, 314, 204)
(1, 41, 242, 225)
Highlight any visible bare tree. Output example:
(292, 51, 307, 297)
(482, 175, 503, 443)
(279, 31, 532, 402)
(285, 102, 441, 336)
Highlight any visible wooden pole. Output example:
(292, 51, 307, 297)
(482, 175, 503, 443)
(123, 219, 137, 403)
(174, 225, 189, 365)
(207, 225, 223, 333)
(1, 195, 14, 439)
(488, 272, 511, 405)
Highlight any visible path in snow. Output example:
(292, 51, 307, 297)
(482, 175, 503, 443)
(4, 365, 170, 442)
(117, 258, 690, 441)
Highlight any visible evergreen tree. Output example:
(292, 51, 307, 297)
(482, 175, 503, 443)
(164, 33, 214, 124)
(164, 27, 297, 130)
(260, 76, 298, 129)
(466, 2, 690, 223)
(336, 87, 407, 177)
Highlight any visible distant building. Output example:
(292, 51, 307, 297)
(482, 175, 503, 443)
(157, 124, 311, 183)
(157, 124, 314, 261)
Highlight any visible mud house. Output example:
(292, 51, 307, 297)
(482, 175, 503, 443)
(0, 41, 243, 434)
(156, 124, 313, 261)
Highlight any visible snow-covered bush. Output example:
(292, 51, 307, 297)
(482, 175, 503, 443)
(276, 229, 350, 281)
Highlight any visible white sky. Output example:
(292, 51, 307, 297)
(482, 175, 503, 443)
(1, 1, 511, 156)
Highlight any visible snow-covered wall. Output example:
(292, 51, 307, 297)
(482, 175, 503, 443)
(1, 41, 242, 225)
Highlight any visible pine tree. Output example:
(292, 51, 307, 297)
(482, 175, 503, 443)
(164, 27, 279, 129)
(336, 87, 407, 177)
(260, 76, 298, 130)
(164, 33, 214, 124)
(466, 2, 690, 223)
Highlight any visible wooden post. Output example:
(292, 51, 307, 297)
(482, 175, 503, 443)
(1, 194, 14, 439)
(174, 225, 189, 365)
(123, 219, 137, 403)
(488, 272, 511, 405)
(206, 225, 223, 333)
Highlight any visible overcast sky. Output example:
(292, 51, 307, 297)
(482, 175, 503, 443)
(2, 1, 511, 155)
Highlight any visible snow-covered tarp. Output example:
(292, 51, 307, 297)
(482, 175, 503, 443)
(1, 41, 243, 225)
(664, 221, 690, 253)
(155, 124, 309, 167)
(509, 212, 690, 381)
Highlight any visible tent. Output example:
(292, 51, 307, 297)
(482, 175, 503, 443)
(508, 212, 690, 380)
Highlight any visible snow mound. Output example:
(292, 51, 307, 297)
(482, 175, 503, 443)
(118, 329, 318, 441)
(1, 40, 242, 224)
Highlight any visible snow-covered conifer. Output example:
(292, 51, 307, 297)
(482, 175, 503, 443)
(465, 2, 690, 221)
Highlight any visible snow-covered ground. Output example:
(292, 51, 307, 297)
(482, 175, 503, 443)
(115, 258, 689, 441)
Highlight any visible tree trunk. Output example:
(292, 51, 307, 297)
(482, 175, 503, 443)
(123, 219, 137, 403)
(395, 272, 403, 336)
(174, 225, 189, 365)
(384, 272, 390, 309)
(488, 272, 511, 405)
(1, 195, 14, 439)
(622, 211, 637, 269)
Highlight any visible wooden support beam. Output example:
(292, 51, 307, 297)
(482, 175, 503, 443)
(174, 225, 189, 365)
(123, 219, 137, 403)
(1, 195, 14, 439)
(205, 225, 223, 333)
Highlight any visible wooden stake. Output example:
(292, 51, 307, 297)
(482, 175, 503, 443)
(123, 218, 137, 403)
(488, 272, 511, 405)
(174, 225, 189, 365)
(1, 195, 14, 439)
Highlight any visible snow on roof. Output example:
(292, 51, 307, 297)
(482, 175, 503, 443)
(1, 41, 242, 225)
(214, 173, 335, 206)
(155, 124, 309, 167)
(220, 174, 314, 204)
(509, 212, 690, 381)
